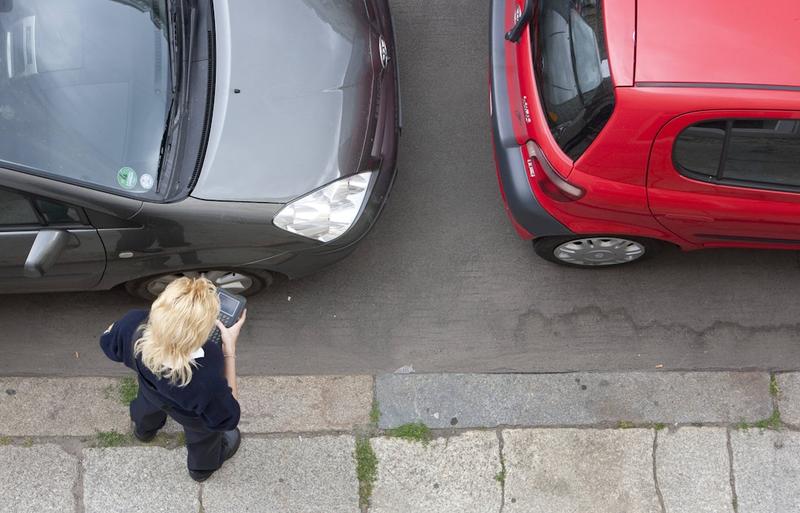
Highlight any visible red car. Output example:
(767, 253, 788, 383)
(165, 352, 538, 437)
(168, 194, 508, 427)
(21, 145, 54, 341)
(490, 0, 800, 267)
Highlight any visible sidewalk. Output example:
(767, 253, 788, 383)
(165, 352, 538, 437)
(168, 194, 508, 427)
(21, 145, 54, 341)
(1, 371, 799, 513)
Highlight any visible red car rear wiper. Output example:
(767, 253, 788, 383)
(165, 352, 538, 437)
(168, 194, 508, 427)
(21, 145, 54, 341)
(506, 0, 535, 43)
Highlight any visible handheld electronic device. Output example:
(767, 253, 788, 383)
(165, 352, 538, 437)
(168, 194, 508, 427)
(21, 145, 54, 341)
(208, 288, 247, 344)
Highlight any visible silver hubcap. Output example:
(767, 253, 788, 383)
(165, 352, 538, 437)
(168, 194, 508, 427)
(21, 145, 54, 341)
(554, 237, 645, 266)
(145, 270, 255, 296)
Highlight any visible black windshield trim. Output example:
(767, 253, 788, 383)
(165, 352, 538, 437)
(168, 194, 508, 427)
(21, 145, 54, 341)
(188, 2, 216, 190)
(157, 0, 195, 192)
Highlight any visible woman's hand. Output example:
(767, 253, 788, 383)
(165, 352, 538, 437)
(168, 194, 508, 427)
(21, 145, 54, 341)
(216, 309, 246, 358)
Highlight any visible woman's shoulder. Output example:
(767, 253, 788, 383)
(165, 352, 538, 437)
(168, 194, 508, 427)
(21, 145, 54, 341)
(115, 309, 149, 332)
(100, 309, 149, 366)
(123, 309, 149, 323)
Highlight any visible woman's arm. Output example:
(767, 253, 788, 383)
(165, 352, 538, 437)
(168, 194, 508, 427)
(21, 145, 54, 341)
(224, 352, 238, 400)
(216, 310, 247, 401)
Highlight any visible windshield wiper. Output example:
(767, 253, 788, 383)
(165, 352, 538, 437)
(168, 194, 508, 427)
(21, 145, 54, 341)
(506, 0, 535, 43)
(157, 0, 196, 192)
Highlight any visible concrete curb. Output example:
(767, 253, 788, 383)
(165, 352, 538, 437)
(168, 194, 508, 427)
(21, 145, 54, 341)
(3, 371, 799, 436)
(376, 371, 776, 429)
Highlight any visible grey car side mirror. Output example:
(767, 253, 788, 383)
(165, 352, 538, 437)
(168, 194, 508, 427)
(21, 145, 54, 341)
(24, 230, 72, 278)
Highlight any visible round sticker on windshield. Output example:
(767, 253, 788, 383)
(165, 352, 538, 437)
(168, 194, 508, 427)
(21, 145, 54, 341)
(117, 167, 138, 189)
(139, 173, 155, 191)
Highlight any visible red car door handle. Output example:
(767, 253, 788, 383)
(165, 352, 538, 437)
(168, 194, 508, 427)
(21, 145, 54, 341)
(663, 214, 715, 223)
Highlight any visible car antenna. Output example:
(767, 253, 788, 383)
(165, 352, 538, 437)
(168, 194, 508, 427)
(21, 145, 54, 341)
(505, 0, 534, 43)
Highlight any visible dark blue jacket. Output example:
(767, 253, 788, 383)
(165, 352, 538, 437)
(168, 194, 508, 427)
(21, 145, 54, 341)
(100, 309, 240, 431)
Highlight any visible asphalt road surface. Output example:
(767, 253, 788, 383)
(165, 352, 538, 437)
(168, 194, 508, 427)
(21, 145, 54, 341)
(2, 1, 800, 377)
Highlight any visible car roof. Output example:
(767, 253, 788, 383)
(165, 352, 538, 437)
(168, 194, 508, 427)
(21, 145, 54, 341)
(635, 0, 800, 89)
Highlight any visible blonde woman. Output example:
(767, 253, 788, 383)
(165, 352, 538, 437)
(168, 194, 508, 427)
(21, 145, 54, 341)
(100, 277, 246, 482)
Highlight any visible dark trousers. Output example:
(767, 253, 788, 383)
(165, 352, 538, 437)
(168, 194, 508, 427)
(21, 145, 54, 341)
(130, 387, 225, 472)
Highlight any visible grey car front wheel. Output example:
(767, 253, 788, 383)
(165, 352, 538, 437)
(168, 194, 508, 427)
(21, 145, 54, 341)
(125, 269, 272, 300)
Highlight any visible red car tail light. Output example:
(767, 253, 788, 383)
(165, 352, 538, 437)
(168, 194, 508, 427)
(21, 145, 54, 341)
(525, 140, 585, 202)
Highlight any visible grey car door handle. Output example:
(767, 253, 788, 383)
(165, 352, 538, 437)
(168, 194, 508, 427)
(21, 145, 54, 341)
(24, 230, 73, 278)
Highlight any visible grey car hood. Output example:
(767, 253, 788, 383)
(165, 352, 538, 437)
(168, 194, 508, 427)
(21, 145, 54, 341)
(193, 0, 375, 203)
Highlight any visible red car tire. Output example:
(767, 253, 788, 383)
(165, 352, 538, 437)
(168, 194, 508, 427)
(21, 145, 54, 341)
(533, 236, 664, 268)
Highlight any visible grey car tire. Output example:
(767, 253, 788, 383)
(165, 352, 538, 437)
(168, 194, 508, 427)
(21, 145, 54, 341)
(124, 269, 273, 301)
(533, 236, 663, 268)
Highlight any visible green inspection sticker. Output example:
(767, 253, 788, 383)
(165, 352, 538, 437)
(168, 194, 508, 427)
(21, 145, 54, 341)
(117, 167, 138, 189)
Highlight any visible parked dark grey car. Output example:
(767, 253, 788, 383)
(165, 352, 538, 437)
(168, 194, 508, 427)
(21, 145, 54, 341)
(0, 0, 400, 298)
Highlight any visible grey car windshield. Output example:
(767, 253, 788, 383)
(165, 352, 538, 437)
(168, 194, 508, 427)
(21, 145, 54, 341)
(0, 0, 171, 196)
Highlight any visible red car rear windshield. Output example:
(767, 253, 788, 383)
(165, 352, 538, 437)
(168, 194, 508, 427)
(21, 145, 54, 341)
(533, 0, 614, 160)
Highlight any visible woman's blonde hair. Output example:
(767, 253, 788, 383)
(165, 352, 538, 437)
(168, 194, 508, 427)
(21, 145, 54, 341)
(134, 277, 220, 387)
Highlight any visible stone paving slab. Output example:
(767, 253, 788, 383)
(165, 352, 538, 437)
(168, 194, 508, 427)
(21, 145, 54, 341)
(0, 377, 129, 436)
(83, 447, 197, 513)
(731, 430, 800, 513)
(236, 375, 373, 432)
(376, 372, 772, 428)
(370, 431, 501, 513)
(0, 444, 78, 513)
(656, 427, 733, 513)
(203, 435, 358, 513)
(776, 372, 800, 425)
(503, 428, 660, 513)
(162, 376, 372, 434)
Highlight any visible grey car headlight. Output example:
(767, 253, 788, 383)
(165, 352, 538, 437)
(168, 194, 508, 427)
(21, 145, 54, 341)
(273, 172, 373, 242)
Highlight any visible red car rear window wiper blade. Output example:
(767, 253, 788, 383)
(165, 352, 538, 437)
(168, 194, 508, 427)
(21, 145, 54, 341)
(506, 0, 535, 43)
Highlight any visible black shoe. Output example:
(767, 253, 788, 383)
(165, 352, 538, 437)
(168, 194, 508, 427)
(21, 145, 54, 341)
(221, 428, 242, 461)
(132, 423, 159, 443)
(189, 469, 214, 482)
(188, 428, 241, 482)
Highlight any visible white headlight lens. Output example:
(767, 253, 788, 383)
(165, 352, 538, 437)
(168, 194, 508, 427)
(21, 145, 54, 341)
(273, 172, 373, 242)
